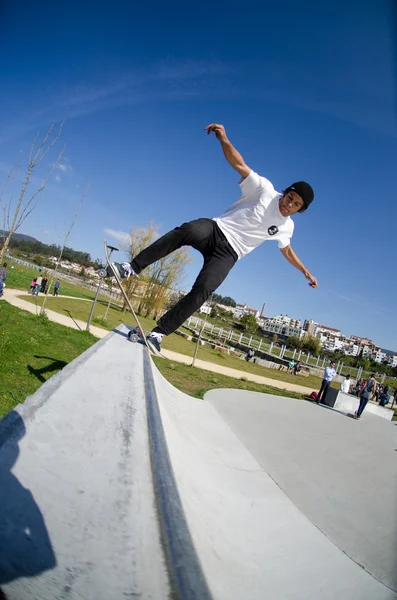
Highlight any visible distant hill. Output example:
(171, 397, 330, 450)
(0, 230, 40, 244)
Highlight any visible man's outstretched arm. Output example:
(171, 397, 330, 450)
(205, 123, 251, 179)
(280, 245, 318, 288)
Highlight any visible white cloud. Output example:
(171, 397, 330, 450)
(57, 158, 72, 174)
(104, 228, 130, 247)
(55, 174, 61, 182)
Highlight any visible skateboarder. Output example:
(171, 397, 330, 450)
(109, 123, 318, 352)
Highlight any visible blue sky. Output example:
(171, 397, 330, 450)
(1, 0, 396, 348)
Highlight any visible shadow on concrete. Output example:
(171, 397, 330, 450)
(63, 309, 82, 330)
(27, 356, 68, 383)
(113, 328, 129, 339)
(305, 397, 356, 419)
(0, 411, 56, 584)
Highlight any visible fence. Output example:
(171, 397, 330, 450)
(186, 316, 390, 383)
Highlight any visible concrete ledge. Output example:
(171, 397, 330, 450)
(324, 390, 394, 420)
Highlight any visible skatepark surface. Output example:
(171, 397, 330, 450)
(1, 326, 396, 600)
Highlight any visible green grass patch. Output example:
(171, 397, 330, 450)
(17, 294, 327, 390)
(4, 258, 110, 301)
(19, 294, 157, 332)
(153, 357, 306, 400)
(0, 302, 97, 418)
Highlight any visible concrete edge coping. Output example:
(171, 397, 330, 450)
(143, 351, 214, 600)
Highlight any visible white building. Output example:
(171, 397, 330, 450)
(233, 304, 260, 320)
(313, 324, 341, 338)
(375, 348, 397, 366)
(261, 320, 304, 339)
(343, 343, 360, 357)
(271, 314, 301, 328)
(199, 302, 212, 315)
(319, 334, 346, 352)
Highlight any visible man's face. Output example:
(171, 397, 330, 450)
(279, 191, 305, 216)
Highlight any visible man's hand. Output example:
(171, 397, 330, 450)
(304, 270, 318, 288)
(205, 123, 228, 143)
(205, 123, 250, 178)
(280, 245, 318, 288)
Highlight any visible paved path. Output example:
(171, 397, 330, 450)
(3, 288, 315, 395)
(162, 348, 315, 395)
(3, 287, 107, 339)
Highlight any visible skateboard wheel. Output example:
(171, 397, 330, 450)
(128, 330, 138, 343)
(98, 269, 107, 278)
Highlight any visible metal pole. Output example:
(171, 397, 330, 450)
(192, 294, 212, 367)
(86, 247, 116, 331)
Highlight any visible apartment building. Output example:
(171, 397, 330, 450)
(233, 304, 260, 319)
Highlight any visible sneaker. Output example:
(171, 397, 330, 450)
(109, 262, 137, 280)
(147, 331, 163, 353)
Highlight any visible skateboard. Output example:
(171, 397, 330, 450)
(99, 240, 162, 356)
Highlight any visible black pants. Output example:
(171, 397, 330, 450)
(317, 379, 331, 403)
(357, 395, 369, 417)
(131, 218, 238, 336)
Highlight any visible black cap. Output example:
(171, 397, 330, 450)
(286, 181, 314, 210)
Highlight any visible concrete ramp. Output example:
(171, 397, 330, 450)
(1, 327, 396, 600)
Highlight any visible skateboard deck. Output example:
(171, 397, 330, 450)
(101, 239, 162, 356)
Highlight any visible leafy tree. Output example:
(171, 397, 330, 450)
(302, 335, 321, 356)
(272, 333, 278, 344)
(240, 314, 258, 333)
(222, 296, 236, 307)
(212, 293, 222, 303)
(286, 335, 302, 349)
(210, 306, 220, 319)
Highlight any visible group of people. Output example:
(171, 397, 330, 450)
(316, 362, 395, 419)
(30, 276, 60, 296)
(287, 360, 301, 376)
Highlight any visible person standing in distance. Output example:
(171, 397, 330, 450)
(107, 123, 318, 353)
(0, 262, 7, 283)
(355, 374, 377, 419)
(316, 361, 337, 404)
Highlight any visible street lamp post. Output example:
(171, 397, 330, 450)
(86, 245, 119, 332)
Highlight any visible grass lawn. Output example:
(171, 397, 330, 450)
(20, 294, 332, 388)
(152, 357, 306, 400)
(4, 258, 110, 301)
(20, 293, 158, 332)
(19, 294, 329, 390)
(0, 302, 97, 418)
(2, 302, 395, 424)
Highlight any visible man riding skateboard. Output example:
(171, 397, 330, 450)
(108, 123, 318, 353)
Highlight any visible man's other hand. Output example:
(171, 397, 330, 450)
(304, 271, 318, 288)
(205, 123, 228, 143)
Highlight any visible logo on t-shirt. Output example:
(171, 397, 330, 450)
(268, 225, 279, 236)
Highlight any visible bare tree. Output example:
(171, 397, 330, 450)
(39, 186, 88, 315)
(139, 248, 191, 319)
(116, 223, 191, 318)
(0, 122, 65, 263)
(120, 223, 158, 313)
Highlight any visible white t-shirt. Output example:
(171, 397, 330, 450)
(213, 170, 294, 260)
(341, 379, 350, 393)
